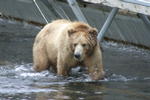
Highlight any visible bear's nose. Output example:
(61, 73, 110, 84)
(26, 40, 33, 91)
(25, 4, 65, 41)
(74, 54, 81, 59)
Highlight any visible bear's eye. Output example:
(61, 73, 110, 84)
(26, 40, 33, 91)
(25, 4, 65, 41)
(74, 43, 77, 47)
(82, 44, 87, 47)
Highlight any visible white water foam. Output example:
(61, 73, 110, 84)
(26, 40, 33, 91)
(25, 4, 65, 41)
(14, 64, 140, 82)
(144, 77, 150, 80)
(0, 63, 148, 85)
(0, 88, 58, 94)
(102, 74, 137, 82)
(102, 41, 150, 56)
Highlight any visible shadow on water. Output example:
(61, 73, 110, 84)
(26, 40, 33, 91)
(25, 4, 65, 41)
(0, 18, 150, 100)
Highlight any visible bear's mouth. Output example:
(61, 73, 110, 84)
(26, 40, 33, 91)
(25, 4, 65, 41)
(74, 58, 83, 62)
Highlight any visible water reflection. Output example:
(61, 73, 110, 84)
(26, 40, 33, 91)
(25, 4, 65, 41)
(34, 81, 104, 100)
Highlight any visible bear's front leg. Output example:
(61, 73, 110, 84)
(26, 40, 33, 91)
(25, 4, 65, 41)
(85, 48, 105, 80)
(33, 44, 49, 72)
(88, 63, 105, 80)
(57, 53, 69, 76)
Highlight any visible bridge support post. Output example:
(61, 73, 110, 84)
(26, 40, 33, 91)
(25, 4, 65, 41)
(67, 0, 88, 23)
(97, 7, 119, 42)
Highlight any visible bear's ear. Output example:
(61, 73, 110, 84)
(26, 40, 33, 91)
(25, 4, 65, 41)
(89, 28, 98, 38)
(68, 29, 77, 37)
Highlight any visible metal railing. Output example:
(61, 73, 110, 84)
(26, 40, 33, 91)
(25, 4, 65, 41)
(121, 0, 150, 7)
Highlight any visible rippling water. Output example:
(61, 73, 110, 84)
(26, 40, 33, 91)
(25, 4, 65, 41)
(0, 18, 150, 100)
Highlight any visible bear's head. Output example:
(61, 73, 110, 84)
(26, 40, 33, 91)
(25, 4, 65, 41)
(68, 23, 98, 61)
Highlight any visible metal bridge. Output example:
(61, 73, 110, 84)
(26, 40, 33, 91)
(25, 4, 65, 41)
(64, 0, 150, 42)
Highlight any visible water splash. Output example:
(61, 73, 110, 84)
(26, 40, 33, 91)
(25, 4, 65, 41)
(0, 62, 149, 95)
(104, 74, 137, 82)
(102, 41, 150, 57)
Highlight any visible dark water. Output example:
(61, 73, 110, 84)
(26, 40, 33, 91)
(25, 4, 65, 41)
(0, 18, 150, 100)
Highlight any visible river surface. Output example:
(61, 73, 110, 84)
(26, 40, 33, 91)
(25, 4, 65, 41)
(0, 18, 150, 100)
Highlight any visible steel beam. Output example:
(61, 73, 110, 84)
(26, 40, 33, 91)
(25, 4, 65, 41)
(67, 0, 88, 23)
(33, 0, 49, 24)
(97, 7, 119, 42)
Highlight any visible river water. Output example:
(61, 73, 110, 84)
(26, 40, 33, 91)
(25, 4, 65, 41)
(0, 18, 150, 100)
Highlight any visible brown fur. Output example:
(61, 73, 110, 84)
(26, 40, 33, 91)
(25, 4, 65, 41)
(33, 19, 104, 80)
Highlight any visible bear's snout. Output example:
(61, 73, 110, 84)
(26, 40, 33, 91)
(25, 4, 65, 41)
(74, 53, 81, 59)
(74, 44, 84, 61)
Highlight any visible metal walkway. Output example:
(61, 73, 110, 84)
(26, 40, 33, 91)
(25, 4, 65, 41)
(64, 0, 150, 42)
(83, 0, 150, 16)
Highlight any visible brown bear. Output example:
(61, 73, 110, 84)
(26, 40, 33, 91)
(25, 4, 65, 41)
(33, 19, 104, 80)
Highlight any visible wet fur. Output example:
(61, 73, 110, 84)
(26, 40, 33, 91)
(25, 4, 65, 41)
(33, 19, 104, 80)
